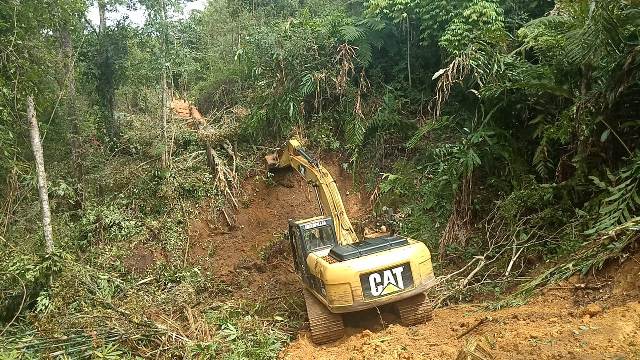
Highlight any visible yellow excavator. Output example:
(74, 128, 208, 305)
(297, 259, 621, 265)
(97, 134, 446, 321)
(267, 139, 436, 344)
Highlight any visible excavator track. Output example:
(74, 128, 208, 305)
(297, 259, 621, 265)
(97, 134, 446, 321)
(395, 292, 433, 326)
(303, 289, 344, 344)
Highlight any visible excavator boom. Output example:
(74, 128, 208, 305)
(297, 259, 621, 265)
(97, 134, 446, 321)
(267, 139, 358, 245)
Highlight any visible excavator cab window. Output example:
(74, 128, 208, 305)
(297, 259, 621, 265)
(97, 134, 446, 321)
(289, 218, 337, 285)
(302, 225, 336, 251)
(290, 218, 337, 258)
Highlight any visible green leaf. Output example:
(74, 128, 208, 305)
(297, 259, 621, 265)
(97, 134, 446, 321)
(603, 191, 623, 202)
(340, 25, 365, 42)
(588, 176, 608, 189)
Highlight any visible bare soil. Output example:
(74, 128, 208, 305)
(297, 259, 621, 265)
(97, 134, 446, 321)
(186, 156, 367, 303)
(170, 98, 203, 120)
(281, 242, 640, 360)
(123, 243, 168, 274)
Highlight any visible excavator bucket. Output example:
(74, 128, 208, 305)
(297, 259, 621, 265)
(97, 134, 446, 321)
(265, 141, 296, 171)
(264, 152, 280, 171)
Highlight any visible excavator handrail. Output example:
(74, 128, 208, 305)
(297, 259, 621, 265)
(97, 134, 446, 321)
(268, 139, 358, 245)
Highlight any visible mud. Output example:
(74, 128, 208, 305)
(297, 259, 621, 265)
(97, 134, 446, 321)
(187, 156, 367, 303)
(171, 98, 203, 120)
(282, 255, 640, 360)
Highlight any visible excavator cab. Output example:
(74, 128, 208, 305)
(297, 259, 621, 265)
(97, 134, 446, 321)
(295, 217, 337, 251)
(288, 217, 337, 288)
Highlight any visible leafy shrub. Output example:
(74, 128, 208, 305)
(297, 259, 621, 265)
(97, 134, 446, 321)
(203, 304, 290, 360)
(79, 203, 141, 246)
(496, 178, 556, 222)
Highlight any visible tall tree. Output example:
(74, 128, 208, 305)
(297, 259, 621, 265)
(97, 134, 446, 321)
(60, 20, 84, 195)
(97, 0, 119, 142)
(160, 0, 171, 169)
(139, 0, 186, 169)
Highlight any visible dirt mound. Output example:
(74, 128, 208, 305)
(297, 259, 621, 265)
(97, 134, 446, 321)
(282, 254, 640, 360)
(602, 253, 640, 302)
(186, 156, 367, 302)
(171, 98, 203, 120)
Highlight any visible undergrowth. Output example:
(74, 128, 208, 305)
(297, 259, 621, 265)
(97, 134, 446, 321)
(0, 113, 297, 358)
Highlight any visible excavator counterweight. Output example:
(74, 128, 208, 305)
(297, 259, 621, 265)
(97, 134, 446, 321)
(267, 139, 435, 344)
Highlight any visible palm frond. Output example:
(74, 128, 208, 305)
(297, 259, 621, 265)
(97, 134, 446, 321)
(340, 25, 366, 42)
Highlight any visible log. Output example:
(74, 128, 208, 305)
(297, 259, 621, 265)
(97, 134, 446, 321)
(457, 316, 492, 339)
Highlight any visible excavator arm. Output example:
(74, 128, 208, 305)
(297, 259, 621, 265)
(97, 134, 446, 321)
(267, 139, 358, 245)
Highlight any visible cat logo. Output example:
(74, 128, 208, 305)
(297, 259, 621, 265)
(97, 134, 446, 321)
(360, 263, 413, 299)
(369, 266, 405, 297)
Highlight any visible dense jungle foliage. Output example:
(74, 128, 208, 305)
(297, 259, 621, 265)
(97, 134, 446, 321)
(1, 0, 639, 358)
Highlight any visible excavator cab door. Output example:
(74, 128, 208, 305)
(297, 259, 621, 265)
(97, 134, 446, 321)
(288, 225, 307, 276)
(288, 218, 337, 284)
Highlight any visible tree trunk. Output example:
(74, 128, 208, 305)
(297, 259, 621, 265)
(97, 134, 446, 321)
(206, 141, 217, 175)
(98, 0, 118, 143)
(98, 0, 106, 34)
(160, 0, 171, 169)
(27, 96, 54, 255)
(406, 17, 412, 89)
(60, 27, 83, 200)
(161, 65, 170, 168)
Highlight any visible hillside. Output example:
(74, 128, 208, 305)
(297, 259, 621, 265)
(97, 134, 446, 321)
(1, 0, 639, 358)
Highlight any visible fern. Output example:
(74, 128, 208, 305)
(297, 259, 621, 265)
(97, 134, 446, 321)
(406, 117, 449, 149)
(355, 40, 373, 67)
(529, 116, 554, 179)
(338, 18, 386, 67)
(360, 17, 386, 32)
(299, 73, 315, 97)
(532, 140, 553, 179)
(340, 25, 366, 42)
(588, 153, 640, 234)
(345, 116, 366, 151)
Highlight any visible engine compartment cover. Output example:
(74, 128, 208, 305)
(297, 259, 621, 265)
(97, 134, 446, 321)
(329, 235, 409, 261)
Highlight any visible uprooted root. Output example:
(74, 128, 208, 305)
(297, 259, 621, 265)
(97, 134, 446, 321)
(205, 140, 240, 227)
(198, 110, 242, 228)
